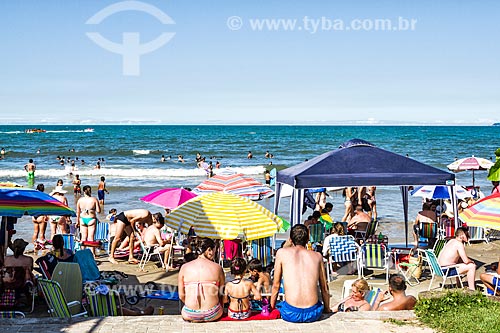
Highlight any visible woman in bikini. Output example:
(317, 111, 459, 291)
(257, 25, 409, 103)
(48, 186, 70, 239)
(331, 278, 371, 313)
(178, 238, 225, 322)
(341, 187, 357, 222)
(76, 185, 101, 256)
(223, 257, 261, 319)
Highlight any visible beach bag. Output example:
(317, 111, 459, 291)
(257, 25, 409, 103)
(408, 251, 423, 279)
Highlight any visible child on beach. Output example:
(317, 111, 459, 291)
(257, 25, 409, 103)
(248, 258, 272, 294)
(223, 258, 261, 320)
(97, 176, 109, 206)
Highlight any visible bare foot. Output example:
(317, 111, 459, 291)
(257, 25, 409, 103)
(109, 258, 118, 264)
(128, 258, 139, 264)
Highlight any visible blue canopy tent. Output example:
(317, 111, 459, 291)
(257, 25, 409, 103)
(274, 139, 457, 246)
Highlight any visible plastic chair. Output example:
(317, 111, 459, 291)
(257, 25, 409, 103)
(326, 235, 360, 281)
(359, 243, 390, 284)
(38, 278, 87, 318)
(425, 250, 464, 291)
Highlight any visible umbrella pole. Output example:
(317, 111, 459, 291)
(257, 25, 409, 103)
(472, 170, 475, 188)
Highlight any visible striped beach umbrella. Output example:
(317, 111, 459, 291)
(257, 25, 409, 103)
(192, 172, 274, 201)
(459, 192, 500, 230)
(166, 192, 283, 240)
(447, 156, 494, 187)
(0, 186, 76, 217)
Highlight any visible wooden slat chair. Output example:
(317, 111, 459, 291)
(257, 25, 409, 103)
(38, 278, 87, 318)
(359, 243, 390, 284)
(425, 250, 464, 291)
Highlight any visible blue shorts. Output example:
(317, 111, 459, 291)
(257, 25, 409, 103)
(280, 301, 323, 323)
(486, 276, 499, 295)
(97, 190, 105, 200)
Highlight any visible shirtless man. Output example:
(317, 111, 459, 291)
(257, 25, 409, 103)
(109, 209, 153, 264)
(143, 213, 172, 268)
(373, 274, 417, 311)
(270, 224, 331, 323)
(412, 202, 437, 245)
(24, 159, 36, 180)
(438, 227, 476, 290)
(348, 205, 371, 230)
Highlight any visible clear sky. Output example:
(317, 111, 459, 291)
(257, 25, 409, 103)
(1, 0, 499, 125)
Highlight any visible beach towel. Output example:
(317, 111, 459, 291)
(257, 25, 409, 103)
(220, 308, 281, 321)
(73, 249, 100, 283)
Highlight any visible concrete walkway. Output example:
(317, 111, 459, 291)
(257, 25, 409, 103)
(0, 311, 434, 333)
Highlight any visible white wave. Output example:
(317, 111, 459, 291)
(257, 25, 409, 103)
(44, 130, 89, 133)
(0, 165, 267, 179)
(132, 150, 151, 155)
(0, 131, 23, 134)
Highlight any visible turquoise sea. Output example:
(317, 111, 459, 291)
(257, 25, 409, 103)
(1, 125, 498, 246)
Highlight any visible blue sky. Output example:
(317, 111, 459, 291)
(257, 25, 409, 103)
(1, 0, 499, 124)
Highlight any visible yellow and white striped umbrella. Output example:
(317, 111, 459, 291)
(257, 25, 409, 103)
(165, 192, 283, 240)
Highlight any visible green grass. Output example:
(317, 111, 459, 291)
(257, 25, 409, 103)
(385, 318, 408, 326)
(415, 291, 500, 333)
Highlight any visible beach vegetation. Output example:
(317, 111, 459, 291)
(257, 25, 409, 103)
(415, 291, 500, 333)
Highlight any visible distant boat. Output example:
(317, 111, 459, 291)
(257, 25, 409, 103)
(25, 128, 46, 133)
(493, 123, 500, 126)
(83, 128, 94, 132)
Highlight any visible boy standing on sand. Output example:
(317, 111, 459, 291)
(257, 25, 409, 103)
(97, 176, 109, 206)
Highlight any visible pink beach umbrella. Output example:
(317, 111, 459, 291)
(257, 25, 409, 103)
(447, 156, 494, 187)
(140, 188, 197, 210)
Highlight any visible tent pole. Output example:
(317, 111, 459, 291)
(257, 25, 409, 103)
(400, 186, 409, 248)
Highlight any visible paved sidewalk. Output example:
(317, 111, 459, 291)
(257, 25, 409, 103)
(0, 312, 434, 333)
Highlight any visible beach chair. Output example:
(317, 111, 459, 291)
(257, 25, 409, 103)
(251, 237, 273, 268)
(38, 278, 87, 318)
(359, 243, 390, 284)
(418, 238, 448, 274)
(0, 311, 25, 318)
(84, 285, 123, 317)
(326, 235, 360, 281)
(94, 221, 110, 254)
(340, 280, 382, 309)
(418, 222, 437, 248)
(136, 233, 165, 270)
(425, 250, 464, 291)
(309, 223, 324, 243)
(51, 262, 83, 309)
(35, 253, 59, 279)
(353, 222, 369, 243)
(467, 226, 488, 244)
(60, 234, 76, 253)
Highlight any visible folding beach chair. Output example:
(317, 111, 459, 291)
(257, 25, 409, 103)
(353, 222, 369, 243)
(418, 222, 437, 248)
(326, 235, 360, 281)
(0, 311, 25, 318)
(94, 221, 110, 254)
(359, 243, 390, 284)
(365, 220, 379, 239)
(38, 278, 87, 318)
(60, 234, 76, 253)
(136, 233, 165, 270)
(467, 226, 488, 244)
(84, 285, 122, 317)
(309, 223, 324, 244)
(425, 250, 464, 291)
(51, 262, 83, 308)
(340, 279, 382, 309)
(251, 237, 273, 268)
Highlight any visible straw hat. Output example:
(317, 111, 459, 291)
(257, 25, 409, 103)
(50, 185, 67, 196)
(13, 238, 29, 252)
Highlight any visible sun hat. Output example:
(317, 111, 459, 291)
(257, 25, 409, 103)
(49, 185, 67, 196)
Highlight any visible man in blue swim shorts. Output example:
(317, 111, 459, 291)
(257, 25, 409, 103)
(480, 258, 500, 295)
(270, 224, 331, 323)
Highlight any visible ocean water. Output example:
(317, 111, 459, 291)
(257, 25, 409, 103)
(1, 125, 498, 245)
